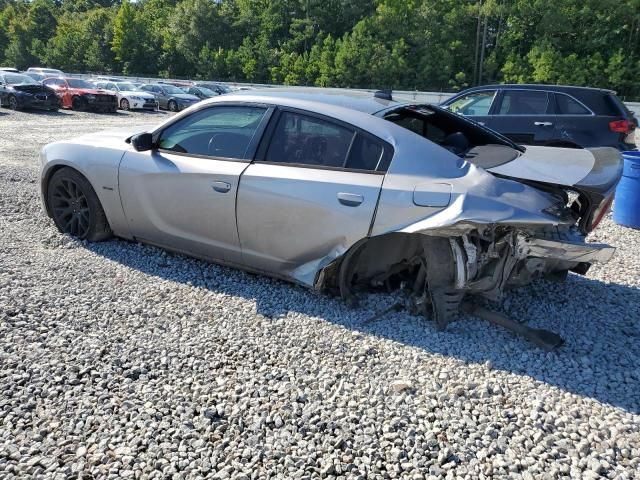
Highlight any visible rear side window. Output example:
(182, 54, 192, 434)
(264, 111, 391, 172)
(603, 93, 628, 117)
(498, 90, 550, 115)
(556, 94, 591, 115)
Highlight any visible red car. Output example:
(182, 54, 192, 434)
(42, 77, 117, 112)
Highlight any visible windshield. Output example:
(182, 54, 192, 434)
(3, 73, 38, 85)
(161, 85, 185, 94)
(198, 87, 217, 97)
(115, 82, 137, 91)
(67, 79, 94, 89)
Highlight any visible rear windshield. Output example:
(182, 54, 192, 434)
(383, 104, 523, 166)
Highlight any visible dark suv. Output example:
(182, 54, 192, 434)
(441, 84, 636, 150)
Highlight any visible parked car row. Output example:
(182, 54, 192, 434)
(0, 66, 240, 114)
(2, 66, 636, 151)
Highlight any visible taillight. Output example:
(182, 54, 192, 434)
(589, 195, 614, 231)
(609, 119, 633, 133)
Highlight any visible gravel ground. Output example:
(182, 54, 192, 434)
(1, 109, 639, 480)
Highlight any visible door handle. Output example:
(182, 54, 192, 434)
(211, 181, 231, 193)
(477, 121, 486, 126)
(337, 192, 364, 207)
(534, 121, 553, 127)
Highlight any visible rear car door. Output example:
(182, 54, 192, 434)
(118, 104, 271, 264)
(444, 89, 498, 128)
(490, 89, 557, 145)
(236, 108, 391, 284)
(551, 92, 600, 148)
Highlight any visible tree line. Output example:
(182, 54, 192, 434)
(1, 0, 639, 99)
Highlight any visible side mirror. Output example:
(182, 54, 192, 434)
(131, 132, 154, 152)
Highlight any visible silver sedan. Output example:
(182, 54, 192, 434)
(39, 89, 622, 330)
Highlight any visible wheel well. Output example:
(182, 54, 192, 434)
(42, 165, 84, 217)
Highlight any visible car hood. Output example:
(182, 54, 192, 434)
(70, 88, 115, 95)
(485, 145, 622, 194)
(121, 90, 155, 98)
(173, 94, 200, 101)
(71, 125, 156, 147)
(11, 84, 53, 94)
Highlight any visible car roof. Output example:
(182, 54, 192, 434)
(457, 84, 616, 95)
(225, 87, 406, 114)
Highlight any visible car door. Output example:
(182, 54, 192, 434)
(552, 92, 604, 148)
(157, 86, 170, 109)
(236, 108, 389, 283)
(443, 89, 498, 128)
(142, 85, 165, 108)
(0, 74, 7, 104)
(489, 89, 557, 145)
(118, 104, 272, 264)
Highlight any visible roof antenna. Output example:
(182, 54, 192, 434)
(374, 89, 393, 101)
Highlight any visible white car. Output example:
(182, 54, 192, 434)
(94, 81, 158, 110)
(26, 67, 65, 77)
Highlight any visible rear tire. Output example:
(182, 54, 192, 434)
(47, 167, 112, 242)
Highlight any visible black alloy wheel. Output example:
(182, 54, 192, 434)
(47, 168, 112, 241)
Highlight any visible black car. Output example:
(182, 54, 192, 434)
(182, 85, 219, 99)
(0, 72, 60, 111)
(195, 82, 232, 95)
(441, 84, 636, 150)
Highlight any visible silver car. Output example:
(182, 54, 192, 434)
(39, 89, 622, 330)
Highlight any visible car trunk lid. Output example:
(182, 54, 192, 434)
(485, 145, 623, 232)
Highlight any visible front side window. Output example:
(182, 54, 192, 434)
(161, 85, 184, 95)
(157, 106, 266, 159)
(556, 94, 591, 115)
(446, 91, 496, 116)
(498, 90, 550, 115)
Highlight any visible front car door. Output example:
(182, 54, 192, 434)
(489, 89, 557, 145)
(443, 89, 498, 128)
(118, 104, 272, 265)
(236, 108, 391, 285)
